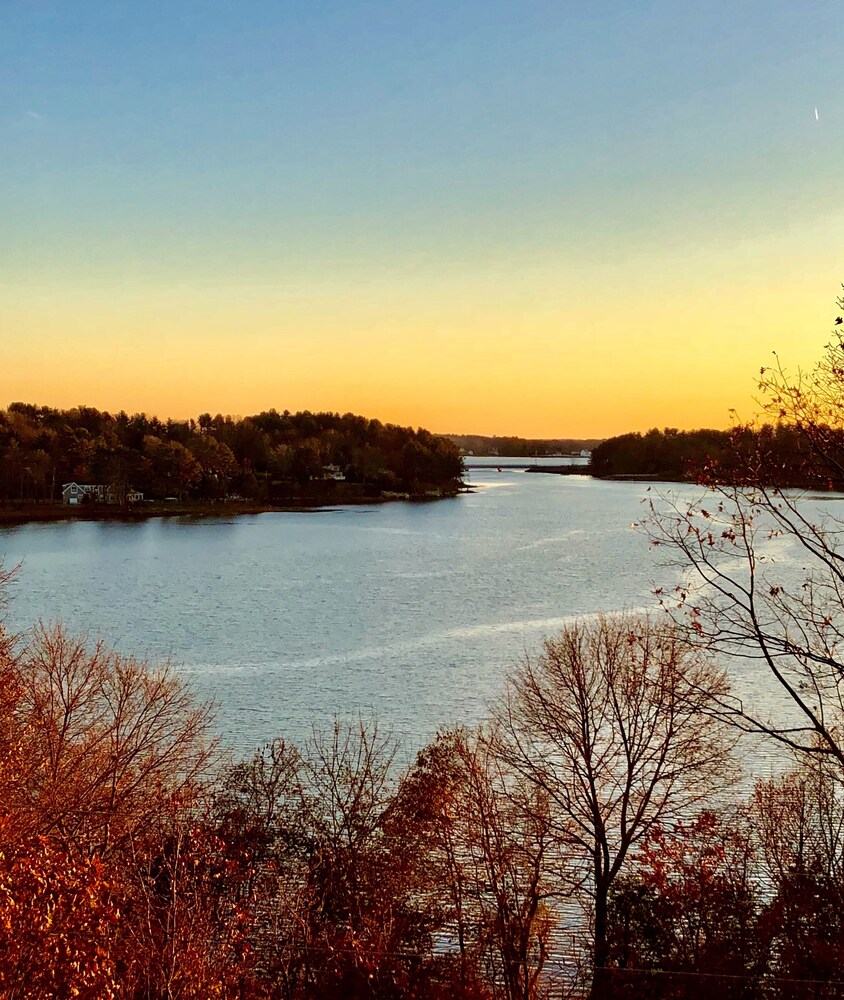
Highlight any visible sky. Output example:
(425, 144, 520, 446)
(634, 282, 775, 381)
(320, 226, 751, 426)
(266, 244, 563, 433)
(2, 0, 842, 438)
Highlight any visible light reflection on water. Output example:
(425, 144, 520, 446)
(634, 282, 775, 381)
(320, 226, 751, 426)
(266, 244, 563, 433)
(0, 469, 820, 771)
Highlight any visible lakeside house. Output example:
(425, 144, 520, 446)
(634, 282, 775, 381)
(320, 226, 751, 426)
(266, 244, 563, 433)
(61, 483, 144, 505)
(62, 482, 105, 504)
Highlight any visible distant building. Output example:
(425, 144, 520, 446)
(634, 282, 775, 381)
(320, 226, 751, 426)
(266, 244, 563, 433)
(580, 449, 592, 459)
(62, 482, 105, 505)
(321, 464, 346, 481)
(61, 483, 144, 504)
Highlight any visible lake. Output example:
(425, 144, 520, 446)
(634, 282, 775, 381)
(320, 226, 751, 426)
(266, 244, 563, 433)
(0, 465, 803, 765)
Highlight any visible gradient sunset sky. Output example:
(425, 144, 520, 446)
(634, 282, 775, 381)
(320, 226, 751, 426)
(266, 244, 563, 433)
(3, 1, 842, 437)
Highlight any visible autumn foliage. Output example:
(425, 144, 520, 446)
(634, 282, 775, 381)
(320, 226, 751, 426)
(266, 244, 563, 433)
(0, 404, 464, 504)
(2, 591, 844, 999)
(0, 832, 119, 1000)
(0, 600, 745, 999)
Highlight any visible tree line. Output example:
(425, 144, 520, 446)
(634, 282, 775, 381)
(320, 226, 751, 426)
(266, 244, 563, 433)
(591, 421, 844, 488)
(447, 434, 602, 458)
(0, 404, 464, 504)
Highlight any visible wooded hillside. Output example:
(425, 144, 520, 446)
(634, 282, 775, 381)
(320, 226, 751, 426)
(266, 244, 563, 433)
(0, 403, 464, 503)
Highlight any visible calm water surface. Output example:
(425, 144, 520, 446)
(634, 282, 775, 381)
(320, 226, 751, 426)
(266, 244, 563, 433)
(0, 467, 802, 763)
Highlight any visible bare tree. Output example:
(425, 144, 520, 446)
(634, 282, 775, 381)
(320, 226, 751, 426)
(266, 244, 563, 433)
(295, 718, 444, 999)
(215, 720, 456, 999)
(495, 614, 735, 999)
(403, 727, 558, 1000)
(646, 295, 844, 766)
(753, 757, 844, 887)
(752, 758, 844, 994)
(212, 738, 314, 1000)
(118, 797, 255, 1000)
(11, 622, 215, 856)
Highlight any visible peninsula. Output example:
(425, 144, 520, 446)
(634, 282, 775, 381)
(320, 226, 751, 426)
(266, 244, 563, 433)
(0, 403, 464, 523)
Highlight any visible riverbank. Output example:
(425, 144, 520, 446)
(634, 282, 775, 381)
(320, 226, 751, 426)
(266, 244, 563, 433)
(0, 488, 466, 527)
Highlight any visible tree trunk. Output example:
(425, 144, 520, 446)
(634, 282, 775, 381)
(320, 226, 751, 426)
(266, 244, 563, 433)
(591, 883, 610, 1000)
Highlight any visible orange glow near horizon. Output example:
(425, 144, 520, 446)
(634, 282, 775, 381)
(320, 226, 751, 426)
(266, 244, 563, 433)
(4, 252, 840, 439)
(5, 2, 844, 439)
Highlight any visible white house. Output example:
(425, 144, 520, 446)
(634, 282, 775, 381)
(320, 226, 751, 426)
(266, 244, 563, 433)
(61, 482, 105, 505)
(62, 483, 144, 505)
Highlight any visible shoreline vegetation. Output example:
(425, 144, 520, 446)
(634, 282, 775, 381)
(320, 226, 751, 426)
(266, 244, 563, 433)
(446, 432, 602, 456)
(0, 402, 465, 525)
(5, 392, 844, 530)
(5, 416, 844, 530)
(524, 420, 844, 491)
(589, 424, 844, 489)
(6, 421, 844, 527)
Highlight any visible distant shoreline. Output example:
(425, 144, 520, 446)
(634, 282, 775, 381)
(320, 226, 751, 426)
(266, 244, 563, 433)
(0, 490, 466, 527)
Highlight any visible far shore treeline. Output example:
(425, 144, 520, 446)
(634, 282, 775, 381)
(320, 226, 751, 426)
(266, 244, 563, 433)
(591, 422, 844, 487)
(446, 433, 603, 457)
(5, 399, 844, 518)
(0, 403, 464, 505)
